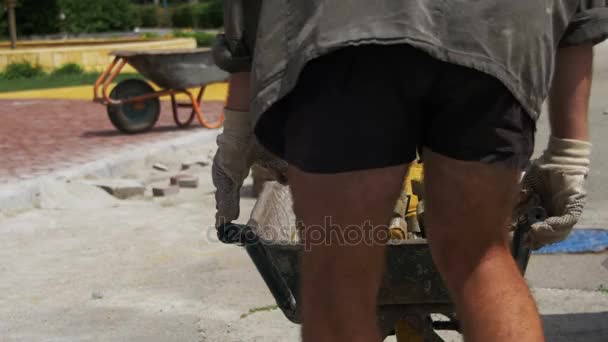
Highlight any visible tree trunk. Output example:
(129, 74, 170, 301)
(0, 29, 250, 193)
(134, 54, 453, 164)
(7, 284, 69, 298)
(7, 0, 17, 49)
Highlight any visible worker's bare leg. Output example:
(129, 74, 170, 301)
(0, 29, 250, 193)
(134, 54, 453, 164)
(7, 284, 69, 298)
(288, 165, 408, 342)
(424, 150, 544, 341)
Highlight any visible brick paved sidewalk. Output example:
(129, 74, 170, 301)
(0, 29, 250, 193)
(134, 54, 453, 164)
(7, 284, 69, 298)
(0, 99, 223, 184)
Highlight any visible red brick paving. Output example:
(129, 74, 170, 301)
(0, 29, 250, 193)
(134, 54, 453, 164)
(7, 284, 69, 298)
(0, 99, 223, 184)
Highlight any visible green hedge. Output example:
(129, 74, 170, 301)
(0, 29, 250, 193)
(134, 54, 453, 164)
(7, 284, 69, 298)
(166, 0, 224, 29)
(0, 62, 86, 80)
(0, 0, 61, 36)
(15, 0, 61, 35)
(198, 0, 223, 28)
(58, 0, 137, 34)
(137, 5, 173, 28)
(1, 0, 221, 37)
(171, 4, 196, 28)
(1, 62, 46, 80)
(1, 0, 137, 36)
(137, 5, 159, 28)
(0, 8, 6, 39)
(51, 63, 84, 76)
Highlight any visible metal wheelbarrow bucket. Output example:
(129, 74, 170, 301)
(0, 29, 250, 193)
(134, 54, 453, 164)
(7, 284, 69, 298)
(94, 49, 228, 133)
(218, 182, 543, 340)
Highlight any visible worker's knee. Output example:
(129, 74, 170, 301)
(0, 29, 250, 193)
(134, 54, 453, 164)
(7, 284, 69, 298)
(422, 150, 519, 283)
(428, 231, 511, 285)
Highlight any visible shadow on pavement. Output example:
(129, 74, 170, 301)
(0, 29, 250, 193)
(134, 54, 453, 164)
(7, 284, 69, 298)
(543, 311, 608, 342)
(81, 125, 202, 137)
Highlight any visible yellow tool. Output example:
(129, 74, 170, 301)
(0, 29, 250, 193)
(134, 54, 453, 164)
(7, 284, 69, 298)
(389, 162, 424, 240)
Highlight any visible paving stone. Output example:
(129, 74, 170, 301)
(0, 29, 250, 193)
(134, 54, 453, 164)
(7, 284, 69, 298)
(152, 185, 180, 197)
(81, 179, 146, 200)
(170, 174, 199, 188)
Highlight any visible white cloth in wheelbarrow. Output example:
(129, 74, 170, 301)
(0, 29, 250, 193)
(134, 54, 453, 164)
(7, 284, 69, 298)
(213, 108, 287, 227)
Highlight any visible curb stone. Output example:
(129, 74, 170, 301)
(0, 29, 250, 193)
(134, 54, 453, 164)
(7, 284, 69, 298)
(0, 130, 219, 211)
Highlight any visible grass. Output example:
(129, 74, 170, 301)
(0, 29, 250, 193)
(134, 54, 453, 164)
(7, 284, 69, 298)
(240, 304, 279, 319)
(172, 30, 216, 47)
(0, 72, 143, 93)
(599, 285, 608, 294)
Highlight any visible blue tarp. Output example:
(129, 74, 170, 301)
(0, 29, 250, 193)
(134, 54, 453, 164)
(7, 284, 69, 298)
(533, 229, 608, 254)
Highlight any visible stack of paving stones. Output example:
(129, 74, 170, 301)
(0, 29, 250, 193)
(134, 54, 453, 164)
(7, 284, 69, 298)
(84, 160, 205, 199)
(151, 162, 202, 197)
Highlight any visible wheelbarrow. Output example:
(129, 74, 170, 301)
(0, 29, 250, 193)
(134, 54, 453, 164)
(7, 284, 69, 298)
(218, 180, 545, 341)
(93, 49, 229, 134)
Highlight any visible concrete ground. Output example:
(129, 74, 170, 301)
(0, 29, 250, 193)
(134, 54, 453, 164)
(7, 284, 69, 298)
(1, 44, 608, 342)
(0, 143, 303, 342)
(0, 139, 606, 342)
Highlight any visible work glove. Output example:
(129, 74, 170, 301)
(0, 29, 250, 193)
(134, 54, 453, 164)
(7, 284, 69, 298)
(522, 136, 592, 249)
(212, 108, 255, 227)
(212, 109, 288, 227)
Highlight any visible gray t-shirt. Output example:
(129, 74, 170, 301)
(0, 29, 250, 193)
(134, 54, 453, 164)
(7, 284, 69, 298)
(250, 0, 608, 123)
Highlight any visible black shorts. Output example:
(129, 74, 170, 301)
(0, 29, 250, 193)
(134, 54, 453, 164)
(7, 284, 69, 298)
(255, 44, 535, 173)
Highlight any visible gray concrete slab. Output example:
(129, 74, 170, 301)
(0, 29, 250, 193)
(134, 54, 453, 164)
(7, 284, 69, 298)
(0, 140, 606, 341)
(526, 253, 608, 291)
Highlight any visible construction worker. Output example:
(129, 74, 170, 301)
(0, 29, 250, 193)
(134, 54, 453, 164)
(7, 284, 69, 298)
(212, 1, 606, 341)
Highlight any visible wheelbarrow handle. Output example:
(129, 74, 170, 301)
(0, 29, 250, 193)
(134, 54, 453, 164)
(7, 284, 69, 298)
(218, 223, 300, 323)
(512, 207, 547, 274)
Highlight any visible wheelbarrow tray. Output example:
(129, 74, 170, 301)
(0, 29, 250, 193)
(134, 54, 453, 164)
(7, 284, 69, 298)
(228, 182, 453, 326)
(112, 49, 228, 89)
(262, 241, 453, 316)
(220, 182, 540, 338)
(263, 242, 451, 307)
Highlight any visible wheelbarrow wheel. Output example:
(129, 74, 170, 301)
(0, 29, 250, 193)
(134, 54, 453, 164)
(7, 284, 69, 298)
(107, 79, 160, 134)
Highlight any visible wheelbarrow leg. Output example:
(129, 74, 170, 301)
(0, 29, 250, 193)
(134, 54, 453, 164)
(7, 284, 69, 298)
(192, 85, 205, 118)
(171, 94, 178, 117)
(185, 88, 225, 129)
(171, 93, 196, 128)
